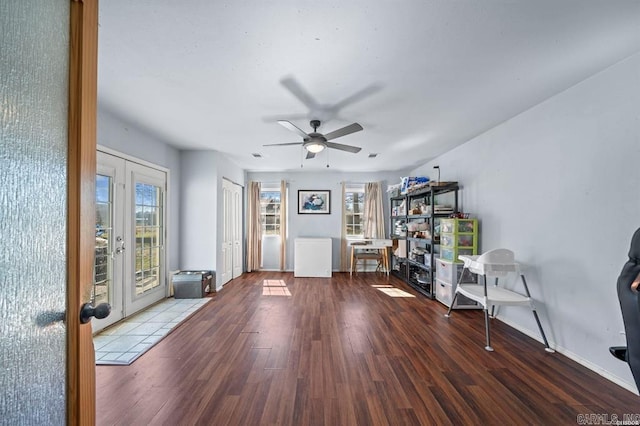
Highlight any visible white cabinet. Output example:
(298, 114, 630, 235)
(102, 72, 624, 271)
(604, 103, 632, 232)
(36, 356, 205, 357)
(294, 238, 332, 277)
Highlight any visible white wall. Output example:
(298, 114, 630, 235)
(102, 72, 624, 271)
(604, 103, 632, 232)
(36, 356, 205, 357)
(247, 170, 406, 271)
(97, 105, 182, 274)
(179, 151, 218, 272)
(180, 150, 245, 290)
(99, 106, 247, 291)
(409, 53, 640, 392)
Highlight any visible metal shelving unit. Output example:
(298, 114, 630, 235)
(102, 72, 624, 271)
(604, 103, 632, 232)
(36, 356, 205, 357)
(389, 183, 459, 298)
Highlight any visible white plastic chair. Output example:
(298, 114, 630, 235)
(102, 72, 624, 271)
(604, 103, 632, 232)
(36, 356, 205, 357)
(444, 248, 554, 352)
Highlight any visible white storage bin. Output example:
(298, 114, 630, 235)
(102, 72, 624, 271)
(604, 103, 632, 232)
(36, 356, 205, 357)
(435, 279, 480, 309)
(435, 258, 477, 284)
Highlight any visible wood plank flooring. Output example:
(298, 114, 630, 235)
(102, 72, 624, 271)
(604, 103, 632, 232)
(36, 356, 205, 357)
(96, 272, 640, 425)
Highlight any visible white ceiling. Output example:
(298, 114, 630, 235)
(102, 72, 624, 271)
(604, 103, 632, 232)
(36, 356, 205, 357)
(97, 1, 640, 172)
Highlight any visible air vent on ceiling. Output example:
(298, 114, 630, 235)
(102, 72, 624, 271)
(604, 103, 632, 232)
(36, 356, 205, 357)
(251, 153, 262, 158)
(368, 153, 378, 158)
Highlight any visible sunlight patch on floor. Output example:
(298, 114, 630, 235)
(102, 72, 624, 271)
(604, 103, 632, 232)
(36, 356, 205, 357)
(262, 279, 291, 296)
(372, 284, 415, 298)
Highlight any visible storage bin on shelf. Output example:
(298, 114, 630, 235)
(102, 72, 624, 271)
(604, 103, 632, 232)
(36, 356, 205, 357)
(441, 218, 477, 234)
(440, 247, 475, 262)
(439, 218, 478, 263)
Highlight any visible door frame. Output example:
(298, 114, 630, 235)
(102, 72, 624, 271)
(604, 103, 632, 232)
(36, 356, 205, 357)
(68, 0, 98, 424)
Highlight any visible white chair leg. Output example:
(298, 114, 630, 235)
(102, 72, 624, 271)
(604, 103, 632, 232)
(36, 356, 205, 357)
(444, 292, 459, 318)
(520, 274, 554, 353)
(484, 308, 494, 351)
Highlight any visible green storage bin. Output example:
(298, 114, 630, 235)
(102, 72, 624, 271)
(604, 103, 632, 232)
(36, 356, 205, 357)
(440, 218, 478, 262)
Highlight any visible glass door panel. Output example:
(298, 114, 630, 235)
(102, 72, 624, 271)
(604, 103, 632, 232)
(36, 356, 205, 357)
(1, 0, 70, 422)
(135, 183, 163, 296)
(125, 161, 166, 315)
(92, 152, 125, 332)
(94, 174, 112, 306)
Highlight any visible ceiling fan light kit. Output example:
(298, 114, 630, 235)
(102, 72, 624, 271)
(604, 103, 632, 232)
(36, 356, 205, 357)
(264, 119, 363, 157)
(305, 141, 326, 153)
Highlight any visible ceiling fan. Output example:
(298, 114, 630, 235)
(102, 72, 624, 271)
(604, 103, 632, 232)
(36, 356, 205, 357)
(263, 76, 382, 125)
(264, 119, 363, 159)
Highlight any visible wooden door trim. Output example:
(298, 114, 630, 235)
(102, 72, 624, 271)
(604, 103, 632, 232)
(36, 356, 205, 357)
(68, 0, 98, 424)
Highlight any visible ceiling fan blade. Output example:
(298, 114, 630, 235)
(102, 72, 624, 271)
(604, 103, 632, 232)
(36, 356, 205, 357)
(305, 151, 316, 159)
(262, 113, 309, 123)
(263, 142, 303, 147)
(280, 77, 320, 110)
(278, 120, 310, 139)
(325, 141, 361, 153)
(323, 123, 363, 141)
(332, 83, 382, 110)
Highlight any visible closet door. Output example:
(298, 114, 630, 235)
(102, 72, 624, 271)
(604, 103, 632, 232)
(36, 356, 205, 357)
(232, 183, 243, 279)
(220, 179, 233, 285)
(221, 179, 243, 285)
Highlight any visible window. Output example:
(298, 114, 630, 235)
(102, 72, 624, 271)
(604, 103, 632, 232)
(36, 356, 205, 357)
(345, 187, 365, 238)
(260, 190, 281, 235)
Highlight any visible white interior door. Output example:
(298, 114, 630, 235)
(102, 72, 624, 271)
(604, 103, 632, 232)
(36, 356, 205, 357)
(221, 179, 243, 284)
(93, 151, 167, 331)
(232, 182, 243, 279)
(221, 179, 233, 285)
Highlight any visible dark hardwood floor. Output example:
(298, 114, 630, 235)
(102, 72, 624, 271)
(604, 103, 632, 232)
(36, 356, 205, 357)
(96, 272, 640, 425)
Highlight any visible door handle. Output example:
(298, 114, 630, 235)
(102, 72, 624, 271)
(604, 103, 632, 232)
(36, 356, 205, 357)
(79, 302, 111, 324)
(115, 236, 125, 255)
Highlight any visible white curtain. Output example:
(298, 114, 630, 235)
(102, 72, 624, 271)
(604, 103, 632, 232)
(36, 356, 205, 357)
(363, 181, 385, 239)
(340, 182, 349, 272)
(279, 180, 287, 271)
(247, 181, 262, 272)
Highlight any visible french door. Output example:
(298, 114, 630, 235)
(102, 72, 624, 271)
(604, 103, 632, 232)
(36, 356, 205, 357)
(93, 151, 167, 332)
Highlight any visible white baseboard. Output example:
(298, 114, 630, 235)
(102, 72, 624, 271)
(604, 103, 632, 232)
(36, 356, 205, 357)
(497, 316, 638, 395)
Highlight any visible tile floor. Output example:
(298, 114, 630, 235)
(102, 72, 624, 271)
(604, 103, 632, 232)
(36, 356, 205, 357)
(94, 297, 212, 365)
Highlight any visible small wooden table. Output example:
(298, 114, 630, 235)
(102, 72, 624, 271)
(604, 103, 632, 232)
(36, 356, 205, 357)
(349, 239, 392, 276)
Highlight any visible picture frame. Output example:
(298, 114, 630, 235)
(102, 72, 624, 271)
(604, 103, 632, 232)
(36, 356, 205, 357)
(298, 190, 331, 214)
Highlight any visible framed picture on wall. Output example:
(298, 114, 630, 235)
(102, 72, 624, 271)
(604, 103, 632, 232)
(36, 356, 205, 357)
(298, 190, 331, 214)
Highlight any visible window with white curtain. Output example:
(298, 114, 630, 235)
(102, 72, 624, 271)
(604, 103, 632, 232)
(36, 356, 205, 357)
(345, 184, 365, 238)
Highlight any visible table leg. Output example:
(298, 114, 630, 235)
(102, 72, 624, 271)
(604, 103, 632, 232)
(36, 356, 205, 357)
(384, 248, 389, 275)
(350, 246, 355, 276)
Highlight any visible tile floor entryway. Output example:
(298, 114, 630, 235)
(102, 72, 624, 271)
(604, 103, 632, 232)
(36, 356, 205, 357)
(94, 297, 212, 365)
